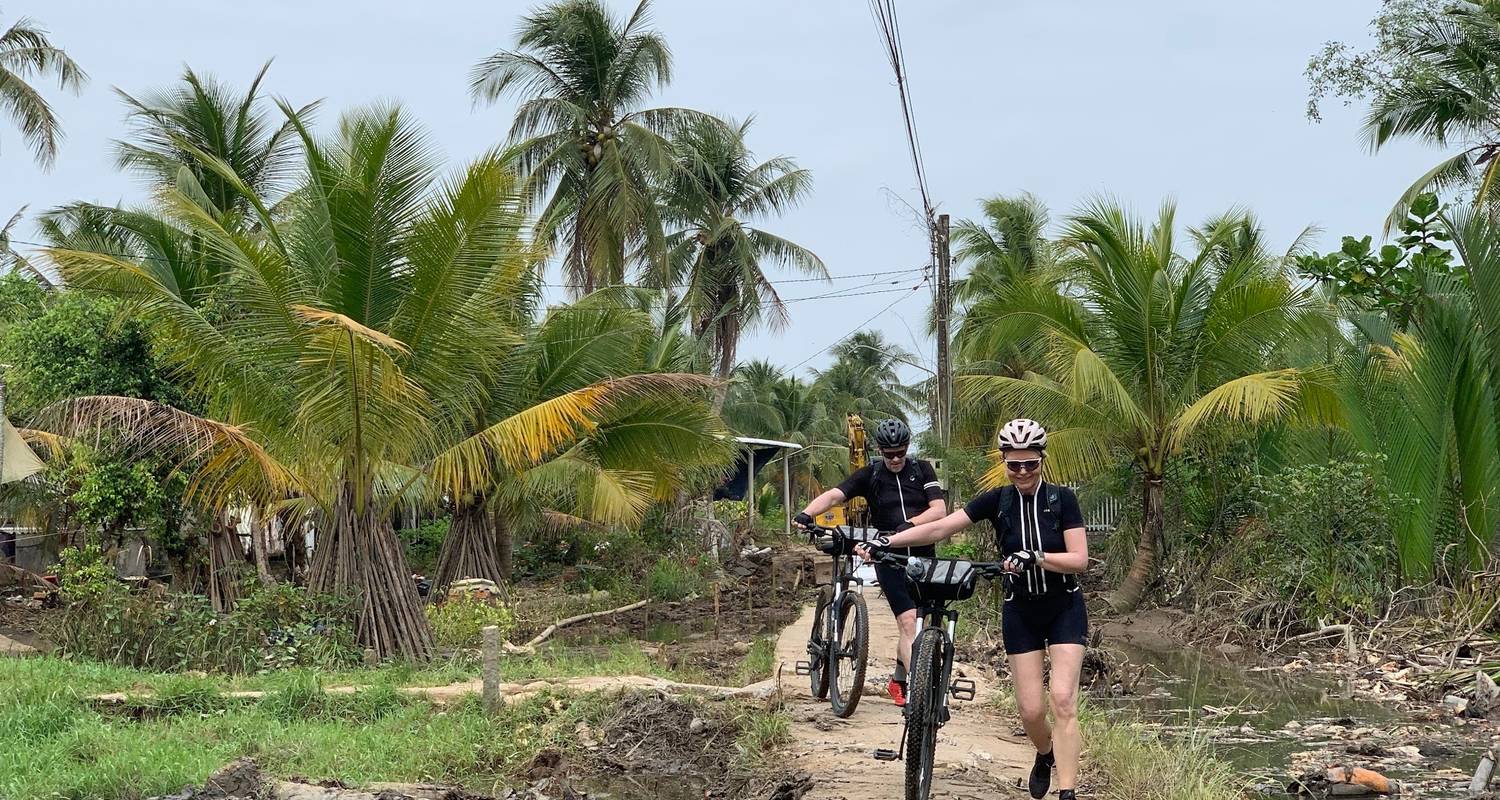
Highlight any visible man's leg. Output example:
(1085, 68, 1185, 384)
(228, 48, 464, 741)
(874, 562, 917, 705)
(894, 608, 918, 675)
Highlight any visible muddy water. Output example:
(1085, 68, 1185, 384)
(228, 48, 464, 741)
(1098, 638, 1488, 798)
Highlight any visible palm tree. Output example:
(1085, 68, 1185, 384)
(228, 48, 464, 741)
(0, 14, 85, 168)
(956, 200, 1317, 611)
(113, 62, 306, 217)
(433, 293, 730, 591)
(471, 0, 705, 291)
(659, 117, 824, 387)
(48, 104, 711, 659)
(811, 331, 926, 423)
(1356, 2, 1500, 224)
(952, 193, 1055, 308)
(722, 359, 845, 498)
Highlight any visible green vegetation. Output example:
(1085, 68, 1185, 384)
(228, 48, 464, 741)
(646, 556, 707, 602)
(1081, 709, 1242, 800)
(425, 594, 517, 649)
(0, 656, 614, 800)
(734, 636, 777, 686)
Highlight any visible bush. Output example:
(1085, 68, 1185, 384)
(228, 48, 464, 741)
(48, 579, 361, 674)
(1218, 454, 1398, 623)
(55, 545, 118, 604)
(937, 538, 981, 560)
(425, 594, 517, 649)
(396, 516, 449, 574)
(646, 557, 706, 602)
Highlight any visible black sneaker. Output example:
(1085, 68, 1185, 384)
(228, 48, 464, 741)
(1028, 749, 1054, 799)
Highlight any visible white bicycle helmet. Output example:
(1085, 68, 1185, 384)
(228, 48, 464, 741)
(997, 418, 1048, 452)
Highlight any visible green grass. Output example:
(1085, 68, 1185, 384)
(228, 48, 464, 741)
(733, 705, 791, 767)
(982, 684, 1241, 800)
(1080, 704, 1243, 800)
(734, 637, 777, 686)
(0, 655, 622, 800)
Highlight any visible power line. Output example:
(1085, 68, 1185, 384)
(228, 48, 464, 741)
(789, 277, 930, 372)
(9, 237, 929, 296)
(869, 0, 935, 225)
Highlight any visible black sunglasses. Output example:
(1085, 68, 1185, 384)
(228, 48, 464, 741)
(880, 449, 908, 460)
(1005, 458, 1042, 473)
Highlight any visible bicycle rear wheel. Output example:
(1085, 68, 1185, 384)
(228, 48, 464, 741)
(904, 627, 945, 800)
(829, 591, 868, 718)
(809, 586, 833, 699)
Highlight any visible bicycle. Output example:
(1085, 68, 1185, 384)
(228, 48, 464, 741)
(867, 550, 1005, 800)
(794, 524, 872, 718)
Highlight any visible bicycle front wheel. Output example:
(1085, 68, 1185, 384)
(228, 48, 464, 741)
(808, 586, 833, 699)
(829, 591, 868, 718)
(904, 626, 945, 800)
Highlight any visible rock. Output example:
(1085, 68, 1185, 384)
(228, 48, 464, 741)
(1444, 695, 1470, 715)
(1284, 720, 1303, 732)
(688, 717, 706, 734)
(730, 641, 752, 655)
(1419, 741, 1458, 758)
(1476, 671, 1500, 713)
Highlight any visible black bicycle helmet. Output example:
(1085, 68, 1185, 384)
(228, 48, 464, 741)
(873, 418, 911, 449)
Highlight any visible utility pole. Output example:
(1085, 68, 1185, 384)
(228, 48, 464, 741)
(934, 214, 952, 448)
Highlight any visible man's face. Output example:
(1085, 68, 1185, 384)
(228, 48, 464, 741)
(880, 445, 908, 472)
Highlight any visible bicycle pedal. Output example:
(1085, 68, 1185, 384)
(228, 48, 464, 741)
(872, 748, 901, 762)
(794, 660, 812, 676)
(949, 678, 977, 701)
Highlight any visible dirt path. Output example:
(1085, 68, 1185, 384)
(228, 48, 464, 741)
(773, 588, 1032, 799)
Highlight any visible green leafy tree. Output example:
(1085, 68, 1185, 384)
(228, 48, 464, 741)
(0, 13, 86, 168)
(811, 330, 926, 423)
(658, 117, 824, 387)
(1296, 193, 1460, 330)
(471, 0, 708, 291)
(51, 104, 716, 659)
(1307, 1, 1500, 222)
(956, 201, 1317, 610)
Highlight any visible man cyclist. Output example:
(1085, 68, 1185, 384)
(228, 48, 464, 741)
(792, 418, 945, 706)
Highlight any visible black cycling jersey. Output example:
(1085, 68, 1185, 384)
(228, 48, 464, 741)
(963, 482, 1084, 598)
(835, 458, 945, 556)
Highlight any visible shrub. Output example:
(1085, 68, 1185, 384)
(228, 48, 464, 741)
(646, 557, 706, 602)
(55, 545, 118, 604)
(48, 580, 360, 674)
(396, 516, 449, 574)
(1222, 454, 1399, 623)
(425, 594, 517, 649)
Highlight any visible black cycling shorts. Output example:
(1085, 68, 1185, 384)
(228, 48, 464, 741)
(874, 562, 918, 617)
(1002, 589, 1088, 654)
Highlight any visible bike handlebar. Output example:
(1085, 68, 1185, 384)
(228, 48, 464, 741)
(865, 549, 1007, 579)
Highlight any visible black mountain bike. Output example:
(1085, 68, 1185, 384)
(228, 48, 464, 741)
(869, 551, 1005, 800)
(794, 524, 872, 718)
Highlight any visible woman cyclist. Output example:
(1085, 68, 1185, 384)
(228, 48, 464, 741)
(859, 419, 1088, 800)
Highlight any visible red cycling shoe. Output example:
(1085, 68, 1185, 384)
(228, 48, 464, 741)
(887, 678, 907, 707)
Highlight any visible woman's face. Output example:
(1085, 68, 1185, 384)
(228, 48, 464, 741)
(1004, 448, 1044, 493)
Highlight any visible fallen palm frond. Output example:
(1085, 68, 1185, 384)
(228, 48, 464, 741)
(35, 395, 297, 508)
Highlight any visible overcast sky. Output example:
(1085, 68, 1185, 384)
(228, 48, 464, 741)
(1, 0, 1444, 388)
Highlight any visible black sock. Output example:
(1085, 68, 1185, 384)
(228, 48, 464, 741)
(1058, 790, 1076, 800)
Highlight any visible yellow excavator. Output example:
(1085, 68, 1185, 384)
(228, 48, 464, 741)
(814, 413, 873, 529)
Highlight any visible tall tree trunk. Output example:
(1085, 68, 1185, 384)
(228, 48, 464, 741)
(434, 498, 505, 595)
(248, 510, 274, 587)
(207, 516, 247, 613)
(495, 508, 513, 582)
(1111, 471, 1164, 612)
(310, 479, 433, 661)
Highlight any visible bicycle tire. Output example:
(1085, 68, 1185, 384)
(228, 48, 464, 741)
(905, 627, 945, 800)
(809, 586, 833, 699)
(829, 591, 869, 718)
